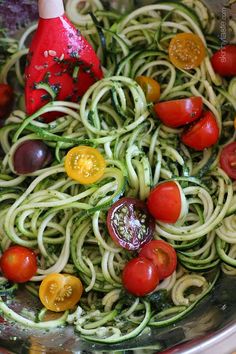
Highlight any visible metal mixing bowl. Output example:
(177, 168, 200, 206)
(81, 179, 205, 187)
(0, 1, 236, 353)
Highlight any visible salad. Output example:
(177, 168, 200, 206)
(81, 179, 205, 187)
(0, 0, 235, 345)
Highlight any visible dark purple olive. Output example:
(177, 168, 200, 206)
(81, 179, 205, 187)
(13, 140, 52, 174)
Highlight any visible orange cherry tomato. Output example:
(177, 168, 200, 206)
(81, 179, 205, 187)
(169, 33, 205, 70)
(64, 146, 106, 184)
(135, 76, 161, 102)
(39, 273, 83, 312)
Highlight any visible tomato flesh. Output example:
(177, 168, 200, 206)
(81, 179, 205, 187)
(64, 146, 106, 184)
(0, 246, 37, 283)
(135, 76, 161, 102)
(169, 33, 205, 70)
(181, 111, 219, 151)
(0, 83, 14, 120)
(220, 142, 236, 180)
(154, 97, 203, 128)
(107, 197, 155, 250)
(39, 273, 83, 312)
(139, 240, 177, 280)
(211, 45, 236, 77)
(147, 181, 182, 223)
(122, 257, 159, 296)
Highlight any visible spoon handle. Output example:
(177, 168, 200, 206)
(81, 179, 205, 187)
(38, 0, 64, 19)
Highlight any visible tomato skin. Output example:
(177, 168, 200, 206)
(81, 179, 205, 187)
(0, 83, 14, 120)
(169, 33, 205, 70)
(135, 76, 161, 102)
(220, 142, 236, 180)
(211, 45, 236, 77)
(64, 146, 106, 184)
(0, 246, 37, 283)
(139, 240, 177, 280)
(107, 197, 155, 251)
(39, 273, 83, 312)
(181, 111, 219, 151)
(154, 97, 203, 128)
(122, 257, 159, 296)
(147, 181, 182, 224)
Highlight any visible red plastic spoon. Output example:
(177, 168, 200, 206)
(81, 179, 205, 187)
(25, 0, 103, 122)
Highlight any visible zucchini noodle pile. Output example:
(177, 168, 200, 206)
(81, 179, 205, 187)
(0, 0, 236, 344)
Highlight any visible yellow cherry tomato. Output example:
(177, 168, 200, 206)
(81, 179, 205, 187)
(234, 116, 236, 129)
(39, 273, 83, 312)
(169, 33, 205, 70)
(64, 146, 106, 184)
(135, 76, 161, 102)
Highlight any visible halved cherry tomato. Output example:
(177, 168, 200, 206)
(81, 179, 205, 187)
(0, 246, 37, 283)
(135, 76, 161, 102)
(39, 273, 83, 312)
(122, 257, 159, 296)
(0, 83, 14, 120)
(181, 111, 219, 151)
(169, 33, 205, 70)
(211, 45, 236, 77)
(64, 146, 106, 184)
(139, 240, 177, 280)
(154, 97, 203, 128)
(220, 142, 236, 180)
(147, 181, 182, 224)
(107, 197, 155, 251)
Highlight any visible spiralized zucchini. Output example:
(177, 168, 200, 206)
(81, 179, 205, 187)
(0, 0, 235, 343)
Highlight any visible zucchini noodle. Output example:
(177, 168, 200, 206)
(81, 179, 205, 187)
(0, 0, 235, 344)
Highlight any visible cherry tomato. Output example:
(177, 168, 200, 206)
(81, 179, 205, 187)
(13, 140, 52, 174)
(139, 240, 177, 280)
(169, 33, 205, 70)
(39, 273, 83, 312)
(122, 257, 159, 296)
(154, 97, 203, 128)
(135, 76, 161, 102)
(211, 45, 236, 77)
(0, 83, 14, 120)
(147, 181, 182, 224)
(181, 111, 219, 151)
(64, 146, 106, 184)
(220, 142, 236, 180)
(107, 197, 155, 251)
(0, 246, 37, 283)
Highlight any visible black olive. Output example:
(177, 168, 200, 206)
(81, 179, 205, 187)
(13, 140, 52, 174)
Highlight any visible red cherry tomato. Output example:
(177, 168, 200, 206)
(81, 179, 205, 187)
(107, 197, 155, 251)
(154, 97, 203, 128)
(0, 246, 37, 283)
(147, 181, 182, 224)
(181, 111, 219, 151)
(139, 240, 177, 280)
(122, 257, 159, 296)
(211, 45, 236, 77)
(0, 83, 14, 120)
(220, 142, 236, 180)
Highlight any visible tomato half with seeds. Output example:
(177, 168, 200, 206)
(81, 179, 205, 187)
(220, 142, 236, 180)
(135, 76, 161, 102)
(107, 197, 155, 251)
(0, 83, 14, 120)
(65, 146, 106, 184)
(211, 45, 236, 77)
(147, 181, 184, 224)
(0, 246, 37, 283)
(139, 240, 177, 280)
(39, 273, 83, 312)
(169, 33, 205, 70)
(122, 257, 159, 296)
(154, 96, 203, 128)
(181, 111, 219, 151)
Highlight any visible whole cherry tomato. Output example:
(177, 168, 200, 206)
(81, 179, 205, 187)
(122, 257, 159, 296)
